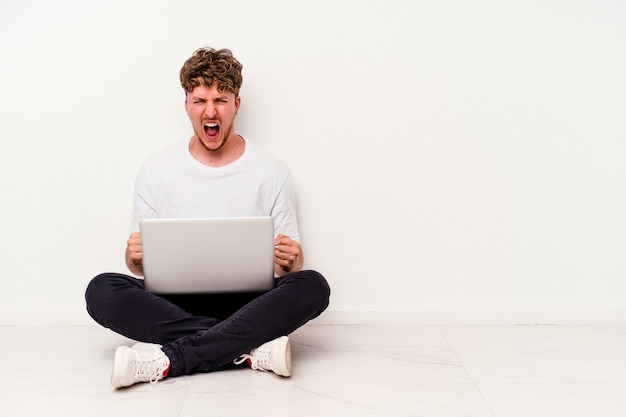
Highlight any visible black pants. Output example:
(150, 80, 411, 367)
(85, 270, 330, 376)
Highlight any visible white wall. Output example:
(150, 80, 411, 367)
(1, 0, 625, 325)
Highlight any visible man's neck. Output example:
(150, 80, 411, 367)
(188, 134, 245, 167)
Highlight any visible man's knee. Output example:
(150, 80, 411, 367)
(294, 270, 331, 313)
(85, 273, 107, 306)
(84, 272, 136, 319)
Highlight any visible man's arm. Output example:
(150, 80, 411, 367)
(125, 232, 144, 276)
(274, 234, 304, 276)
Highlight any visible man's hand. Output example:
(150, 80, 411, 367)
(125, 232, 144, 276)
(274, 234, 304, 276)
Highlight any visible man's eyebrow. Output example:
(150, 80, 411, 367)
(189, 94, 230, 102)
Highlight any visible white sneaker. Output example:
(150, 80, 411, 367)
(234, 336, 292, 377)
(111, 343, 171, 388)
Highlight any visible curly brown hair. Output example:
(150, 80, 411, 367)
(179, 47, 243, 96)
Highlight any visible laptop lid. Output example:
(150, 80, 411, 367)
(140, 216, 275, 294)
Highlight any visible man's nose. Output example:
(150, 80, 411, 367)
(204, 104, 217, 118)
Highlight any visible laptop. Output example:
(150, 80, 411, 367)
(140, 216, 275, 294)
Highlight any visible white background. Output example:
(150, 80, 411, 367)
(1, 0, 625, 324)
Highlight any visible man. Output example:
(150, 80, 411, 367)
(85, 47, 330, 388)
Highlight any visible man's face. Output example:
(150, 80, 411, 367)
(185, 82, 240, 153)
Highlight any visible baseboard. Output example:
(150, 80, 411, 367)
(312, 309, 626, 325)
(2, 309, 626, 326)
(0, 311, 96, 326)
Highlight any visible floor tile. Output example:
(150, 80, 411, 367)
(291, 324, 452, 352)
(440, 325, 626, 352)
(478, 382, 626, 417)
(184, 371, 493, 417)
(2, 324, 625, 417)
(454, 349, 626, 383)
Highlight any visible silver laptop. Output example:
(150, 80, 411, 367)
(140, 216, 275, 294)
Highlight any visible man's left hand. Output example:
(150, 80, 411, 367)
(274, 234, 304, 275)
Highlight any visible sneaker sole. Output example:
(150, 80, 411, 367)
(271, 336, 292, 377)
(111, 345, 129, 388)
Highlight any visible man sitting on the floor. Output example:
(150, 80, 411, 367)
(84, 47, 330, 388)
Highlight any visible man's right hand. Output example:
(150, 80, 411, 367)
(125, 232, 144, 276)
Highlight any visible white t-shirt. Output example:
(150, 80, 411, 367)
(130, 137, 300, 242)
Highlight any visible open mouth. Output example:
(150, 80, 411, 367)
(203, 122, 220, 139)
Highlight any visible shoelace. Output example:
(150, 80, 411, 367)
(134, 350, 170, 384)
(234, 348, 272, 372)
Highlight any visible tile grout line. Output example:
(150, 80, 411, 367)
(437, 326, 498, 417)
(175, 376, 195, 417)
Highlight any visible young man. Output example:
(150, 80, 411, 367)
(85, 48, 330, 388)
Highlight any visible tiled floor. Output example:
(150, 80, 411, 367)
(1, 324, 625, 416)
